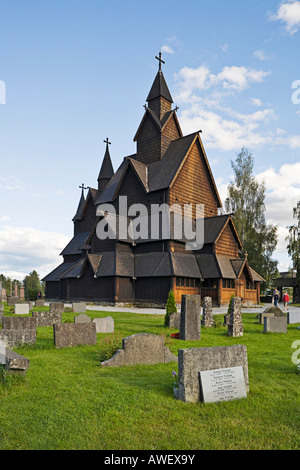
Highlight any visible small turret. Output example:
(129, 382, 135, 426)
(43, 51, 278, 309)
(98, 138, 114, 193)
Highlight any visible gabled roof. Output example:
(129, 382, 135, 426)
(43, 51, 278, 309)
(146, 70, 173, 103)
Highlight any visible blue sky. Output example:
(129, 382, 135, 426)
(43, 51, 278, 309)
(0, 0, 300, 280)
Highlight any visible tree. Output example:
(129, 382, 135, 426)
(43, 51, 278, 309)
(286, 201, 300, 280)
(164, 290, 177, 326)
(23, 270, 42, 300)
(225, 148, 278, 291)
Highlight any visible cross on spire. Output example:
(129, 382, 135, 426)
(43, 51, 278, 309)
(79, 183, 87, 195)
(155, 52, 165, 71)
(103, 137, 111, 146)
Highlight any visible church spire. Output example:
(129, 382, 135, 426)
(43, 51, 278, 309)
(98, 138, 114, 193)
(146, 52, 173, 118)
(72, 183, 86, 221)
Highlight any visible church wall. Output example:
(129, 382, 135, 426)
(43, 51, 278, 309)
(134, 277, 172, 304)
(45, 281, 60, 299)
(168, 140, 219, 218)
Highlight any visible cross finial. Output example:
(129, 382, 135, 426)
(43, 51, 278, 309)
(103, 137, 111, 146)
(79, 183, 87, 195)
(245, 251, 248, 260)
(155, 52, 165, 71)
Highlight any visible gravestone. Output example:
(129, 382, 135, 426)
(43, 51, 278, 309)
(53, 322, 97, 348)
(259, 306, 285, 324)
(101, 333, 177, 367)
(201, 297, 214, 328)
(35, 299, 44, 307)
(179, 295, 201, 341)
(288, 311, 300, 324)
(0, 346, 30, 375)
(7, 296, 21, 306)
(177, 345, 249, 403)
(74, 313, 91, 323)
(0, 317, 36, 348)
(264, 316, 287, 334)
(227, 297, 243, 337)
(32, 310, 62, 327)
(49, 302, 64, 315)
(167, 312, 181, 329)
(199, 366, 247, 403)
(93, 316, 114, 333)
(15, 303, 30, 315)
(72, 302, 86, 314)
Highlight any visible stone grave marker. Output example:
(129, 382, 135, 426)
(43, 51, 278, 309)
(49, 302, 64, 315)
(7, 296, 21, 306)
(167, 312, 181, 329)
(0, 346, 30, 375)
(0, 317, 36, 348)
(259, 306, 285, 324)
(93, 316, 114, 333)
(288, 311, 300, 324)
(227, 297, 243, 337)
(201, 297, 214, 328)
(35, 299, 44, 307)
(72, 302, 86, 314)
(179, 294, 201, 341)
(32, 310, 62, 327)
(177, 345, 249, 403)
(74, 313, 91, 323)
(264, 316, 287, 334)
(199, 366, 247, 403)
(53, 322, 97, 348)
(15, 303, 30, 315)
(101, 333, 177, 367)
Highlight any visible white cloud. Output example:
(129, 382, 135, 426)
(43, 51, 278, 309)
(161, 45, 175, 54)
(0, 226, 70, 280)
(253, 50, 268, 61)
(251, 98, 263, 107)
(269, 1, 300, 35)
(174, 65, 270, 100)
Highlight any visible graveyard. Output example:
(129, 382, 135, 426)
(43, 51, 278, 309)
(0, 299, 299, 450)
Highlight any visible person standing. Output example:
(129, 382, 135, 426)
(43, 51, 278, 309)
(273, 287, 279, 307)
(283, 291, 289, 311)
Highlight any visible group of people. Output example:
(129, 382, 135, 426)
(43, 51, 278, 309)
(273, 287, 289, 310)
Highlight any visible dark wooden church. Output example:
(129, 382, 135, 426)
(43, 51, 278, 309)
(43, 54, 264, 306)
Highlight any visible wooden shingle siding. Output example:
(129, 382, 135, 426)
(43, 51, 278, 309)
(215, 224, 239, 257)
(169, 140, 219, 218)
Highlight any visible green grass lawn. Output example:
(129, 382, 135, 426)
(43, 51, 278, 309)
(0, 304, 299, 450)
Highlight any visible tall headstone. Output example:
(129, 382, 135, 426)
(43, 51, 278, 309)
(14, 283, 18, 297)
(19, 287, 25, 300)
(227, 297, 244, 337)
(179, 295, 201, 341)
(201, 297, 214, 328)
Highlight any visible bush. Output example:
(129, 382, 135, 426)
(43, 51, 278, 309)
(26, 288, 39, 301)
(164, 290, 177, 326)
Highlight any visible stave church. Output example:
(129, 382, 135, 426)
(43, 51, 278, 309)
(43, 54, 264, 306)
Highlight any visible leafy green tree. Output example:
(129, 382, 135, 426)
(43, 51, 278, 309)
(165, 290, 177, 326)
(225, 148, 278, 291)
(23, 270, 42, 300)
(286, 201, 300, 281)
